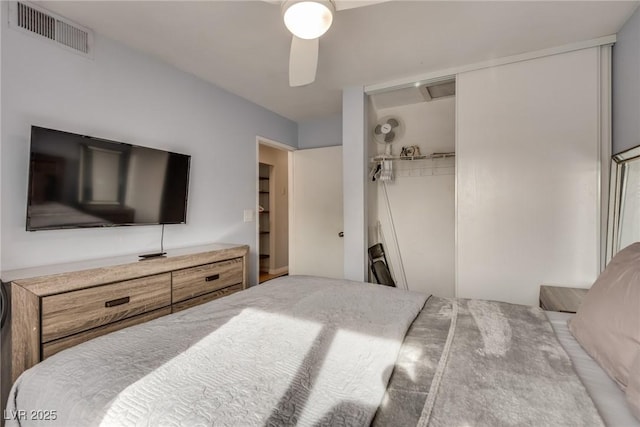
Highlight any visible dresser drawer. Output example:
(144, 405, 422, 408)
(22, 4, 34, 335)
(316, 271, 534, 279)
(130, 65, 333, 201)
(41, 273, 171, 343)
(172, 258, 243, 303)
(172, 283, 243, 313)
(42, 307, 171, 359)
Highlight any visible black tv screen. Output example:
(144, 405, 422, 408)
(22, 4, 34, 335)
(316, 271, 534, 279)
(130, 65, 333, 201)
(26, 126, 190, 231)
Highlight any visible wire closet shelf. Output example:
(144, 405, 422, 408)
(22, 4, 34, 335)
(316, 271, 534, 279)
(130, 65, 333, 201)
(370, 152, 455, 180)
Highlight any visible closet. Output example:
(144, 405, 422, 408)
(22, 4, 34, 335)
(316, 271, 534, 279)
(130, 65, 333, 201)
(363, 44, 609, 305)
(258, 163, 271, 274)
(368, 81, 456, 297)
(257, 144, 290, 282)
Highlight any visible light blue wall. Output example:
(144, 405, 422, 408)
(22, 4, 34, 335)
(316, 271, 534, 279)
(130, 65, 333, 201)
(298, 114, 342, 149)
(613, 6, 640, 154)
(1, 9, 297, 286)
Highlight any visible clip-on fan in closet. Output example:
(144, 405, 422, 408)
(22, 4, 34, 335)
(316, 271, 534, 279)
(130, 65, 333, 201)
(372, 116, 404, 181)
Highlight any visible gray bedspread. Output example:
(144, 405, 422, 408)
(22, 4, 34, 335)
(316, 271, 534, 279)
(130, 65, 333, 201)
(7, 276, 426, 427)
(7, 278, 604, 426)
(374, 297, 604, 426)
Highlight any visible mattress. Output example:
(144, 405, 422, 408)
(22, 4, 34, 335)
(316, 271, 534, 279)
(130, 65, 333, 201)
(545, 311, 639, 426)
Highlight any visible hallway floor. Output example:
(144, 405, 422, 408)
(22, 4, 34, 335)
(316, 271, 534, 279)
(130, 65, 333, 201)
(259, 271, 288, 284)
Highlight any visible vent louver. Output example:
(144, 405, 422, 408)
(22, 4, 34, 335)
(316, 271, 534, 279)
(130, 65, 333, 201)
(11, 2, 92, 56)
(55, 20, 89, 54)
(17, 2, 55, 40)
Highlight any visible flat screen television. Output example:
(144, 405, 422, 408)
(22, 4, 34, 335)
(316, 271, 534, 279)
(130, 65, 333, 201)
(26, 126, 190, 231)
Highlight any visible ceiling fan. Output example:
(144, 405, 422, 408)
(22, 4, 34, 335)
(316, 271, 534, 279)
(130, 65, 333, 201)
(278, 0, 388, 87)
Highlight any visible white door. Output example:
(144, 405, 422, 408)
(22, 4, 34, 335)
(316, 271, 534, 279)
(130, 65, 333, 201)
(290, 146, 344, 278)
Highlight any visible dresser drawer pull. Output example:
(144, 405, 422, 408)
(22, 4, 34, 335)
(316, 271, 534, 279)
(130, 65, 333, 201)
(105, 296, 130, 307)
(205, 274, 220, 282)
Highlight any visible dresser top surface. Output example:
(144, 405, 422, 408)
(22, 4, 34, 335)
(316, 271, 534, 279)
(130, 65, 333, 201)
(2, 243, 248, 296)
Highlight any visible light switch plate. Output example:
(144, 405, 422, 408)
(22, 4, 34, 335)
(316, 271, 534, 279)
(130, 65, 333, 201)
(243, 209, 255, 222)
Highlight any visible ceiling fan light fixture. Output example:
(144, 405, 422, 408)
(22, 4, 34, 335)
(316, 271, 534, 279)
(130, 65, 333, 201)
(283, 0, 335, 40)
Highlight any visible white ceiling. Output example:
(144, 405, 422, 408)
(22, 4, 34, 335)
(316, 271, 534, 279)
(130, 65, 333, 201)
(36, 1, 639, 122)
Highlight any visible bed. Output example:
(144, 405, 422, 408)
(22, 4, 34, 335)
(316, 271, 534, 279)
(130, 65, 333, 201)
(5, 249, 640, 426)
(546, 312, 639, 426)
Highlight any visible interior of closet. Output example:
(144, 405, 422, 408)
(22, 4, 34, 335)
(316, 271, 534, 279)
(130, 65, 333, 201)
(258, 162, 271, 274)
(367, 78, 456, 297)
(258, 144, 290, 283)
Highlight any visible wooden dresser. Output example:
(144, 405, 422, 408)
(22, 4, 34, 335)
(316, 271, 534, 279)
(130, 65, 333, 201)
(1, 243, 248, 387)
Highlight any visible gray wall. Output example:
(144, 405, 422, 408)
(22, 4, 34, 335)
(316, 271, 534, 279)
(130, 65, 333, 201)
(613, 6, 640, 154)
(1, 4, 297, 287)
(298, 114, 342, 149)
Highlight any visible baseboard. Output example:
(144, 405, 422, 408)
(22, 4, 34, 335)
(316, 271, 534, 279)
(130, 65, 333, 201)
(268, 266, 289, 275)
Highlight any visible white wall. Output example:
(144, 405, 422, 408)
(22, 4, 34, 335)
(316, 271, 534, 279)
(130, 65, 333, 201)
(374, 98, 455, 158)
(343, 87, 368, 281)
(0, 0, 4, 415)
(457, 48, 601, 306)
(613, 6, 640, 154)
(371, 97, 455, 296)
(298, 114, 342, 149)
(258, 145, 289, 272)
(1, 7, 297, 287)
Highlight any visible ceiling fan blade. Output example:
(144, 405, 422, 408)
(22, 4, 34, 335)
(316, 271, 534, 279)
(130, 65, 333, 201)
(334, 0, 390, 11)
(289, 36, 319, 87)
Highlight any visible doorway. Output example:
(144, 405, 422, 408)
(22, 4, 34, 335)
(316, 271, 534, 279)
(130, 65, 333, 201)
(257, 139, 291, 283)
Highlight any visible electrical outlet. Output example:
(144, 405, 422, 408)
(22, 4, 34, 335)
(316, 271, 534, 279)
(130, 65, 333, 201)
(243, 209, 255, 222)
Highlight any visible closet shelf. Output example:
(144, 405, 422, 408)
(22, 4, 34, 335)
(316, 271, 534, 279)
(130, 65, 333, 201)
(370, 152, 455, 163)
(370, 151, 455, 180)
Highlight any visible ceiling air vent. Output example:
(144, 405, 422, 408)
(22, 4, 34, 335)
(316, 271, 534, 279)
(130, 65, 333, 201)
(420, 80, 456, 102)
(9, 2, 93, 57)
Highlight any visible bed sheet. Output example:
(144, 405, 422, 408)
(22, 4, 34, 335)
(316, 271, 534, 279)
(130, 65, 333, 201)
(546, 311, 639, 426)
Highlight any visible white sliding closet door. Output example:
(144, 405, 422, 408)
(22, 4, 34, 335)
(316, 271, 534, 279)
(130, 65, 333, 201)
(457, 47, 602, 306)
